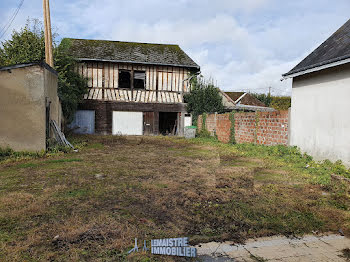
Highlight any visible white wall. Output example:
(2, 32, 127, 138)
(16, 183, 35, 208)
(290, 64, 350, 166)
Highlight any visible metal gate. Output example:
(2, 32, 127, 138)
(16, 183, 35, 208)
(69, 110, 95, 134)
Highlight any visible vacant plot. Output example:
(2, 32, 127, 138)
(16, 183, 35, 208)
(0, 135, 349, 261)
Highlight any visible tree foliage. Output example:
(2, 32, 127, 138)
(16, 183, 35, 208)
(0, 19, 87, 124)
(250, 92, 291, 110)
(184, 76, 224, 124)
(270, 96, 291, 110)
(0, 20, 45, 65)
(54, 38, 88, 123)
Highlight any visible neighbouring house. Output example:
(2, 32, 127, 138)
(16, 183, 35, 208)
(67, 38, 200, 136)
(219, 90, 275, 112)
(283, 19, 350, 166)
(0, 62, 62, 151)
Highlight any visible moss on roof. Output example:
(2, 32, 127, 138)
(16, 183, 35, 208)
(65, 38, 199, 69)
(225, 92, 245, 101)
(225, 92, 266, 107)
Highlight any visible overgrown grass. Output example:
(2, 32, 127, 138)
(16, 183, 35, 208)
(342, 248, 350, 261)
(0, 135, 349, 261)
(0, 137, 87, 163)
(0, 147, 45, 161)
(192, 137, 350, 185)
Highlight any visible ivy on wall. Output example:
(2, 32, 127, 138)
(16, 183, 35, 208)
(197, 113, 211, 138)
(229, 112, 236, 144)
(202, 113, 207, 130)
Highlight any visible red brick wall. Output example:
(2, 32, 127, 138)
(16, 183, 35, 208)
(197, 114, 220, 137)
(216, 114, 231, 143)
(255, 111, 289, 145)
(198, 111, 289, 146)
(234, 112, 256, 144)
(197, 115, 202, 130)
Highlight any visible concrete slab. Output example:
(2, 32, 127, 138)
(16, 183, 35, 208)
(195, 234, 350, 261)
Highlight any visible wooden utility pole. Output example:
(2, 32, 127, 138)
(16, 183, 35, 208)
(43, 0, 54, 67)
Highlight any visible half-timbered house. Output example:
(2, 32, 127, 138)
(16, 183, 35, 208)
(67, 38, 200, 136)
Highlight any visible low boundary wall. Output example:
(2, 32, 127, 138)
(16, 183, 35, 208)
(198, 111, 289, 145)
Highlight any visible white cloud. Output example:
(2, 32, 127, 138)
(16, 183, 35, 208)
(1, 0, 349, 95)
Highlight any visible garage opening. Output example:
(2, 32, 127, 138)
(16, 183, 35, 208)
(159, 112, 178, 135)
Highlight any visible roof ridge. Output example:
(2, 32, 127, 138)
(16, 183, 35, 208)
(284, 18, 350, 77)
(63, 38, 180, 47)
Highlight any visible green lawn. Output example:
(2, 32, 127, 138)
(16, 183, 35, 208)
(0, 135, 349, 261)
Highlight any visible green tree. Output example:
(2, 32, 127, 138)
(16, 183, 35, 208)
(54, 38, 88, 123)
(0, 19, 45, 65)
(270, 96, 291, 110)
(250, 92, 291, 110)
(0, 19, 87, 125)
(184, 76, 224, 125)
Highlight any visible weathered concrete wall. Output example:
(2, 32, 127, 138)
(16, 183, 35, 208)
(0, 64, 60, 151)
(44, 67, 61, 129)
(290, 64, 350, 166)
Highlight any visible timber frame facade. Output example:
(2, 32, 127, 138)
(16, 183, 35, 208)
(67, 38, 200, 136)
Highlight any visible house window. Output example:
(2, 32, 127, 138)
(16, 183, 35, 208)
(134, 71, 146, 89)
(119, 70, 131, 89)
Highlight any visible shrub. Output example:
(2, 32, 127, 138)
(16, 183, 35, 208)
(270, 96, 291, 110)
(184, 76, 224, 125)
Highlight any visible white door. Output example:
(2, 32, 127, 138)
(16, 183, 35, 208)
(112, 111, 143, 135)
(184, 113, 192, 127)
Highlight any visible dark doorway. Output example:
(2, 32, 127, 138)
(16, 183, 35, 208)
(159, 112, 178, 135)
(45, 98, 51, 142)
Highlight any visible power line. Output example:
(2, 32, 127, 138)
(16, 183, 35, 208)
(0, 0, 24, 38)
(0, 0, 25, 40)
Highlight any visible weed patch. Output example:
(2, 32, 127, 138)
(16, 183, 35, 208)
(45, 158, 83, 164)
(341, 248, 350, 261)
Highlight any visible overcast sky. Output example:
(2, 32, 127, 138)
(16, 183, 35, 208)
(1, 0, 349, 95)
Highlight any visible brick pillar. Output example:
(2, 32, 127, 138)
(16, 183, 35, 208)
(95, 102, 110, 134)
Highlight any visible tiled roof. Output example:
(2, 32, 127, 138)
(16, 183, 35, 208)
(284, 19, 350, 77)
(65, 38, 200, 69)
(224, 92, 266, 107)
